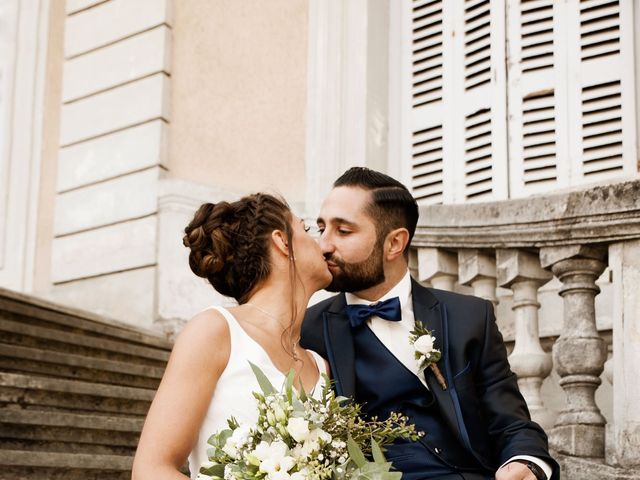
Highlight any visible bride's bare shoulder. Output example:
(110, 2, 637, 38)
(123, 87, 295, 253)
(175, 308, 230, 346)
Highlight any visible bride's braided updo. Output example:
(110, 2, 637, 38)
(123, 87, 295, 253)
(183, 194, 294, 304)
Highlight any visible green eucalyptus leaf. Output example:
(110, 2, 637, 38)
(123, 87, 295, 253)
(249, 361, 277, 395)
(347, 437, 367, 468)
(285, 369, 295, 402)
(200, 463, 226, 478)
(371, 439, 386, 464)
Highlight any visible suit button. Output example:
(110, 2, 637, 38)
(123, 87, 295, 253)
(434, 447, 442, 454)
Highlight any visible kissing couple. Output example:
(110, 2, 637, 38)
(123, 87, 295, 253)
(132, 167, 559, 480)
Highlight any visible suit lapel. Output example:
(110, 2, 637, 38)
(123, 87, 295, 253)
(411, 280, 463, 445)
(322, 294, 356, 398)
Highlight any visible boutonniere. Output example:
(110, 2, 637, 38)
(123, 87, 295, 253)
(409, 321, 447, 390)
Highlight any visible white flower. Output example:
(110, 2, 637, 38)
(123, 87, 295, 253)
(222, 426, 251, 458)
(414, 334, 435, 355)
(223, 464, 234, 480)
(274, 403, 287, 422)
(308, 427, 331, 444)
(287, 417, 310, 442)
(299, 439, 319, 458)
(252, 440, 296, 477)
(290, 470, 308, 480)
(269, 471, 295, 480)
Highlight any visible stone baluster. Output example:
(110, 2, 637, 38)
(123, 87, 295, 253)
(409, 249, 431, 287)
(458, 249, 498, 306)
(415, 248, 458, 291)
(540, 245, 607, 457)
(609, 239, 640, 467)
(497, 249, 554, 430)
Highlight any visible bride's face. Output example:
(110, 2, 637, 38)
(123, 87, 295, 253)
(290, 216, 332, 290)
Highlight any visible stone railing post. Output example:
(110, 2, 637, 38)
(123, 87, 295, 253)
(409, 249, 431, 287)
(415, 248, 458, 291)
(458, 249, 498, 306)
(609, 239, 640, 467)
(540, 245, 607, 457)
(497, 249, 554, 430)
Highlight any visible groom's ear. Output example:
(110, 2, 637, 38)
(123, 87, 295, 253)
(271, 229, 290, 258)
(385, 228, 410, 261)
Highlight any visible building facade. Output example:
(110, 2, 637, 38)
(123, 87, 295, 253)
(0, 0, 638, 477)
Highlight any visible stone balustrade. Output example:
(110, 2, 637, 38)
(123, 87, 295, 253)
(409, 180, 640, 478)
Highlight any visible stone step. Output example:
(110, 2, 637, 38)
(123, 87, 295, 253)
(0, 450, 132, 480)
(0, 409, 143, 431)
(0, 372, 154, 415)
(0, 343, 162, 388)
(0, 288, 172, 350)
(0, 317, 169, 365)
(0, 410, 141, 453)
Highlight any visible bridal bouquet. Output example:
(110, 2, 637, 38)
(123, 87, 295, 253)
(198, 363, 421, 480)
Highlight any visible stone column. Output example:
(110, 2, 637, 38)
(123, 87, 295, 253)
(609, 239, 640, 467)
(497, 249, 554, 430)
(415, 248, 458, 291)
(540, 245, 607, 457)
(408, 249, 431, 287)
(458, 249, 498, 306)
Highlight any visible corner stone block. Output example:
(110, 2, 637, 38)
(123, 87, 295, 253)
(458, 249, 496, 286)
(416, 248, 458, 283)
(539, 244, 606, 269)
(497, 249, 552, 288)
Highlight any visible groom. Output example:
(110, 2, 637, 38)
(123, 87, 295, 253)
(301, 167, 559, 480)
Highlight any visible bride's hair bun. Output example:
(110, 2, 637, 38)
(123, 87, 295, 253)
(183, 194, 293, 303)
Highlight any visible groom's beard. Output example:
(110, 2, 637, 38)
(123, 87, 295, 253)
(324, 239, 385, 293)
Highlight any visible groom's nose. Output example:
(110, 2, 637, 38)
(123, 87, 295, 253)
(318, 231, 335, 255)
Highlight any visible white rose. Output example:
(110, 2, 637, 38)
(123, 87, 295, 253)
(414, 334, 435, 355)
(286, 417, 310, 442)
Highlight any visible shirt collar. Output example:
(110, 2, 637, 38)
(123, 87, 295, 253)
(345, 270, 412, 309)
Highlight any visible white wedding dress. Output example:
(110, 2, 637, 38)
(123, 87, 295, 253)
(188, 306, 326, 479)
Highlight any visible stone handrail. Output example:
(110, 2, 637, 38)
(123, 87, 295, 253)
(412, 180, 640, 248)
(408, 178, 640, 475)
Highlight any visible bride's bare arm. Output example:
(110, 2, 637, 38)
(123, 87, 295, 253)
(132, 310, 230, 480)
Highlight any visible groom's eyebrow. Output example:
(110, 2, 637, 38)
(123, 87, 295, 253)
(318, 217, 357, 228)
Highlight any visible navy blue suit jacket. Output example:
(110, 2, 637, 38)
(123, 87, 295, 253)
(300, 279, 559, 479)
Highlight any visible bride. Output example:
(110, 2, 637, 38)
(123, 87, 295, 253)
(132, 193, 332, 479)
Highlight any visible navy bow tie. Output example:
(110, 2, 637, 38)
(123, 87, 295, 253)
(344, 297, 402, 328)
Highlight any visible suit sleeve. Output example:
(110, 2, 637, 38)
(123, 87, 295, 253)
(475, 300, 560, 479)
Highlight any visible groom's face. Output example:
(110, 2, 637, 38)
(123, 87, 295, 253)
(317, 186, 385, 293)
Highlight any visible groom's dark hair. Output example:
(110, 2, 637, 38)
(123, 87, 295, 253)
(333, 167, 419, 253)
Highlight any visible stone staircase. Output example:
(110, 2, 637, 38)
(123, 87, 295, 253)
(0, 288, 173, 480)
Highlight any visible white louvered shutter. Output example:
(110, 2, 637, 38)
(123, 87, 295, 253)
(506, 0, 571, 196)
(566, 0, 637, 184)
(449, 0, 509, 202)
(400, 0, 509, 205)
(401, 0, 450, 205)
(569, 0, 638, 183)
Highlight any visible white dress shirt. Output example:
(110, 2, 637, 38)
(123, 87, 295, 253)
(345, 270, 552, 480)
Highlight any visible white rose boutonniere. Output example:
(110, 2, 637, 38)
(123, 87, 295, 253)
(409, 321, 447, 390)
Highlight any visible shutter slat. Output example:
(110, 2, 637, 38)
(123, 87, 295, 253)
(523, 131, 555, 147)
(523, 156, 556, 170)
(523, 143, 556, 158)
(522, 119, 554, 134)
(580, 4, 619, 23)
(521, 33, 553, 50)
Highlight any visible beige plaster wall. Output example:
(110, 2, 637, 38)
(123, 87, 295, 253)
(34, 0, 65, 293)
(170, 0, 309, 203)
